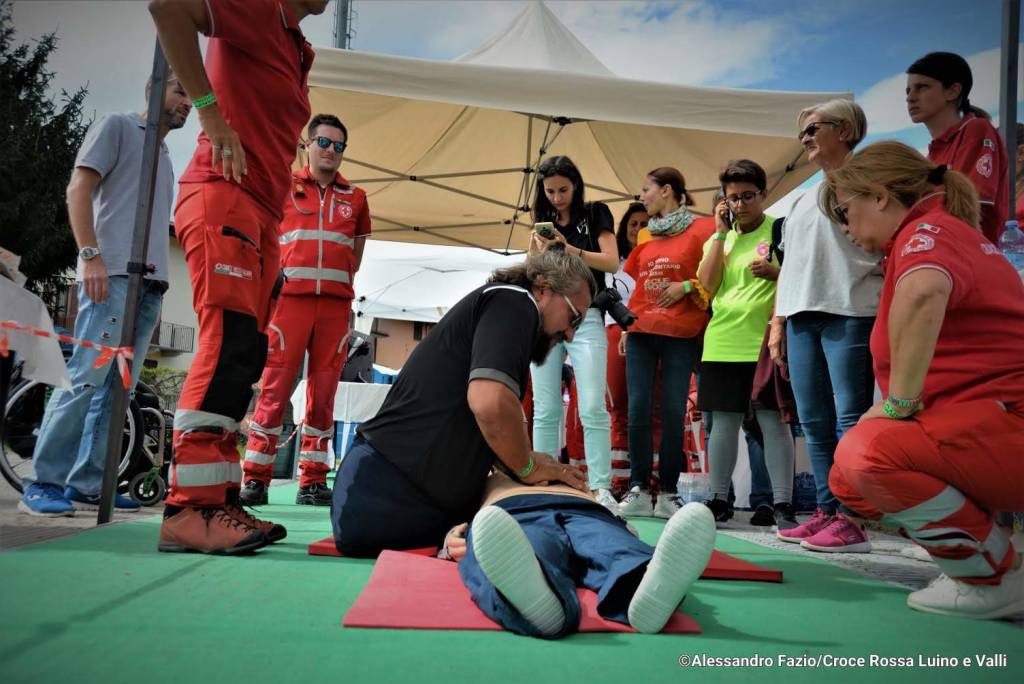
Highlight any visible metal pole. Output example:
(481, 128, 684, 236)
(1000, 0, 1020, 221)
(334, 0, 353, 49)
(96, 43, 167, 524)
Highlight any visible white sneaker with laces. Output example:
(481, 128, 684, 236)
(907, 566, 1024, 620)
(618, 486, 654, 517)
(593, 488, 618, 513)
(653, 494, 682, 520)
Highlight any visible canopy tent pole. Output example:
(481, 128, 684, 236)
(999, 0, 1020, 221)
(96, 42, 167, 524)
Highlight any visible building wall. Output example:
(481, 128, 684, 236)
(151, 234, 198, 371)
(372, 318, 433, 369)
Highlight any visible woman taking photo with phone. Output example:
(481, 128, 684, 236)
(529, 155, 619, 512)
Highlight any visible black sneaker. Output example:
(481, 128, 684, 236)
(239, 480, 268, 506)
(704, 497, 734, 523)
(749, 504, 775, 526)
(774, 502, 798, 531)
(296, 482, 332, 506)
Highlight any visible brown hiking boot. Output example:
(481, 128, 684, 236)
(224, 503, 287, 543)
(158, 507, 268, 555)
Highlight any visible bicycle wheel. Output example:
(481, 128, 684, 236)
(1, 379, 142, 493)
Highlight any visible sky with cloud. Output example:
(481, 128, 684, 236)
(10, 0, 1022, 201)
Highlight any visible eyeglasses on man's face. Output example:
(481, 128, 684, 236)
(562, 294, 584, 330)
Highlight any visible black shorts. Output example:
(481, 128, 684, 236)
(697, 361, 757, 413)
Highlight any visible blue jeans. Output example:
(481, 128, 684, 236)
(703, 411, 772, 507)
(26, 277, 162, 495)
(786, 312, 875, 513)
(531, 308, 611, 489)
(625, 333, 697, 494)
(460, 494, 653, 639)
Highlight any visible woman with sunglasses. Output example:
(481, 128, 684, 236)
(529, 155, 619, 512)
(697, 160, 796, 530)
(820, 141, 1024, 620)
(617, 169, 714, 519)
(770, 99, 882, 553)
(605, 202, 647, 494)
(906, 52, 1008, 244)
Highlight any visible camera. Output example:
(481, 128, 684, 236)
(592, 287, 636, 330)
(533, 222, 558, 240)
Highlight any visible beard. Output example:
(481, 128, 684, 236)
(530, 329, 566, 365)
(164, 108, 188, 130)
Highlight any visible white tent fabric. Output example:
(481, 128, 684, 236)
(353, 241, 514, 324)
(307, 1, 850, 252)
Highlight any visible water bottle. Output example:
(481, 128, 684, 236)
(997, 220, 1024, 279)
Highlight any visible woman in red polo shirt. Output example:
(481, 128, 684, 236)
(906, 51, 1008, 244)
(821, 140, 1024, 620)
(617, 168, 715, 520)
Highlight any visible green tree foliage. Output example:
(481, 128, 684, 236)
(0, 0, 89, 310)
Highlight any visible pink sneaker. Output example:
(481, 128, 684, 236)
(800, 516, 872, 553)
(776, 508, 831, 543)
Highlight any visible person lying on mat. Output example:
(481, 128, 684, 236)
(820, 141, 1024, 621)
(331, 247, 593, 556)
(439, 470, 716, 638)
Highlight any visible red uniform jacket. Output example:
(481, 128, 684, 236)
(279, 167, 371, 299)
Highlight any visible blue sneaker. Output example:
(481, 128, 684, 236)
(19, 483, 75, 517)
(64, 485, 141, 512)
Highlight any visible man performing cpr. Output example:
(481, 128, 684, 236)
(331, 247, 593, 556)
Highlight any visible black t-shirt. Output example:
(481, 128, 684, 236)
(553, 201, 613, 295)
(358, 283, 540, 515)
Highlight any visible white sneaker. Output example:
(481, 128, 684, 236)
(628, 502, 716, 633)
(907, 566, 1024, 620)
(652, 494, 682, 520)
(618, 486, 654, 517)
(593, 488, 618, 513)
(470, 506, 566, 636)
(900, 545, 934, 563)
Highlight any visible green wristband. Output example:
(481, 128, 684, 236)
(712, 232, 728, 241)
(883, 398, 921, 420)
(888, 394, 922, 410)
(515, 455, 535, 479)
(682, 280, 693, 294)
(193, 92, 217, 109)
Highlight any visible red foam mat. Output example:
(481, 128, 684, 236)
(308, 537, 783, 583)
(342, 550, 701, 634)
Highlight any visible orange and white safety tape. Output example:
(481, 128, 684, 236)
(0, 320, 135, 388)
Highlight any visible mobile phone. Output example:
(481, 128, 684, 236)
(534, 222, 557, 240)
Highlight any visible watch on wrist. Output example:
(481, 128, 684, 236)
(79, 246, 101, 261)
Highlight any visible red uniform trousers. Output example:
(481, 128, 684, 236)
(831, 400, 1024, 585)
(244, 293, 351, 488)
(168, 181, 281, 507)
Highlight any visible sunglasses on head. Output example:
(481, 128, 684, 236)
(798, 120, 838, 141)
(310, 136, 347, 153)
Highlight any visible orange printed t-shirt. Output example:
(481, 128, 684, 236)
(623, 217, 715, 339)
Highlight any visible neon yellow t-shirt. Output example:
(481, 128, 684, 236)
(700, 215, 778, 362)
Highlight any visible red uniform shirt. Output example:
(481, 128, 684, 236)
(927, 114, 1008, 244)
(179, 0, 314, 220)
(279, 167, 371, 299)
(871, 195, 1024, 409)
(623, 216, 715, 339)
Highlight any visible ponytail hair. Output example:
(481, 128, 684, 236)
(646, 166, 695, 207)
(907, 51, 987, 119)
(820, 140, 980, 231)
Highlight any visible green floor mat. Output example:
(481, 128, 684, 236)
(1, 483, 1020, 684)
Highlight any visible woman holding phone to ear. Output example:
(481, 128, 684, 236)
(529, 155, 619, 512)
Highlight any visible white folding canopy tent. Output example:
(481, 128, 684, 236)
(307, 1, 851, 254)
